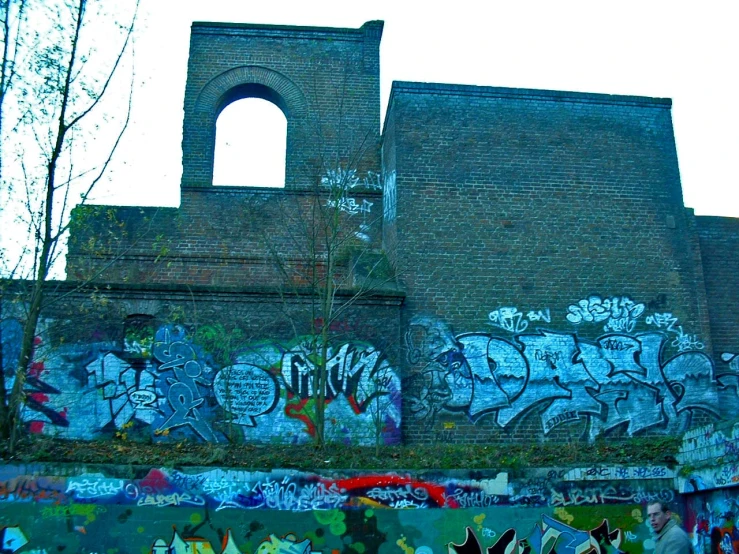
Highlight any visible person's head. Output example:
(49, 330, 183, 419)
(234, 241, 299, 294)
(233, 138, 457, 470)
(647, 501, 673, 533)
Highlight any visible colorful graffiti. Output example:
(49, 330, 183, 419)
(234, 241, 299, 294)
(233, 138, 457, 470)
(686, 490, 739, 554)
(406, 294, 737, 439)
(0, 526, 28, 553)
(449, 517, 624, 554)
(678, 422, 739, 494)
(0, 507, 659, 554)
(0, 462, 687, 553)
(0, 483, 661, 554)
(0, 465, 679, 513)
(4, 323, 401, 445)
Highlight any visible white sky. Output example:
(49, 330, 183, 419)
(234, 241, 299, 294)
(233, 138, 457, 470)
(94, 0, 738, 217)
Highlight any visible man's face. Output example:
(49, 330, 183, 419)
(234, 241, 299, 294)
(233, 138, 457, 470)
(647, 504, 671, 533)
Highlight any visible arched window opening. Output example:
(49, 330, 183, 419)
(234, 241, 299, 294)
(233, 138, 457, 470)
(213, 98, 287, 187)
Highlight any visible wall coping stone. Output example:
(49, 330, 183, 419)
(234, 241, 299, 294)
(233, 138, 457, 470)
(387, 80, 672, 111)
(191, 20, 384, 43)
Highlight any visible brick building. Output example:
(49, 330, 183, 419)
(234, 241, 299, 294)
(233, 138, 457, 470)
(4, 19, 738, 446)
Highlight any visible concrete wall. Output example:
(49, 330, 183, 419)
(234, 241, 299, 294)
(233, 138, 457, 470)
(0, 463, 684, 553)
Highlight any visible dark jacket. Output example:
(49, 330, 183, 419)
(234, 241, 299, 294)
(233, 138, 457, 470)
(655, 518, 693, 554)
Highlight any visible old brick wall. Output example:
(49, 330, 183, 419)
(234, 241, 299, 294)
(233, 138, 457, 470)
(182, 20, 382, 189)
(67, 21, 386, 289)
(66, 187, 385, 288)
(58, 20, 739, 448)
(384, 82, 722, 444)
(1, 280, 403, 444)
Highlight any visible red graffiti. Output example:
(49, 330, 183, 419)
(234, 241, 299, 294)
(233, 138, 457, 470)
(284, 398, 318, 437)
(330, 475, 449, 507)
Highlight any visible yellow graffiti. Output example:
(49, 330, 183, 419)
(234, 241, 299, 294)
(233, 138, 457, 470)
(554, 507, 574, 524)
(396, 536, 414, 554)
(631, 509, 643, 523)
(40, 504, 106, 524)
(354, 497, 385, 509)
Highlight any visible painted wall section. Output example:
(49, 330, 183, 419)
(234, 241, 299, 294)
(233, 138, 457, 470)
(0, 464, 683, 553)
(1, 322, 401, 445)
(4, 289, 739, 443)
(405, 294, 737, 441)
(685, 488, 739, 554)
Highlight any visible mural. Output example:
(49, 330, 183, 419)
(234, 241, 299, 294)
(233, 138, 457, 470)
(1, 322, 401, 445)
(678, 422, 739, 494)
(406, 295, 737, 440)
(0, 465, 680, 512)
(0, 510, 653, 554)
(0, 465, 678, 553)
(448, 518, 624, 554)
(686, 490, 739, 554)
(2, 291, 734, 444)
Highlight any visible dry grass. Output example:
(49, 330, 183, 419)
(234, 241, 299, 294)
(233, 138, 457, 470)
(1, 435, 681, 472)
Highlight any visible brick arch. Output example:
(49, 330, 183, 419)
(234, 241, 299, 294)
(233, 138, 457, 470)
(195, 65, 308, 118)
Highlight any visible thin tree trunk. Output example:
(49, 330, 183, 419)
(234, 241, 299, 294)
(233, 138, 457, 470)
(7, 0, 85, 451)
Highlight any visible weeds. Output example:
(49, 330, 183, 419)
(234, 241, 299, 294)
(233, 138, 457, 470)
(0, 435, 681, 471)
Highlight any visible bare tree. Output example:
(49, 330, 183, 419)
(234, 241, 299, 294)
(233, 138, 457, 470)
(0, 0, 139, 449)
(260, 157, 400, 448)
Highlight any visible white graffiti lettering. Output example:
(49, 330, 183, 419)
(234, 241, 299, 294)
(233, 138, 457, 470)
(136, 492, 205, 507)
(66, 477, 125, 499)
(488, 307, 528, 333)
(566, 295, 645, 332)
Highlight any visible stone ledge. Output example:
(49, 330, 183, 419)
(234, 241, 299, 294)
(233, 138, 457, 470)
(191, 20, 383, 43)
(388, 80, 672, 108)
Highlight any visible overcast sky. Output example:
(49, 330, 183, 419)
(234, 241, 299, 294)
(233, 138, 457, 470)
(94, 0, 738, 217)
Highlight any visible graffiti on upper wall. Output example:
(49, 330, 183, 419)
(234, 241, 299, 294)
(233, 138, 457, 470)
(2, 321, 401, 445)
(384, 170, 396, 222)
(407, 294, 738, 439)
(322, 167, 380, 216)
(724, 352, 739, 372)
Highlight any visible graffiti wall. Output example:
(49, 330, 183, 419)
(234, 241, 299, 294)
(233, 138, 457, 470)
(3, 291, 735, 444)
(406, 294, 739, 440)
(0, 465, 682, 553)
(685, 488, 739, 554)
(0, 321, 401, 445)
